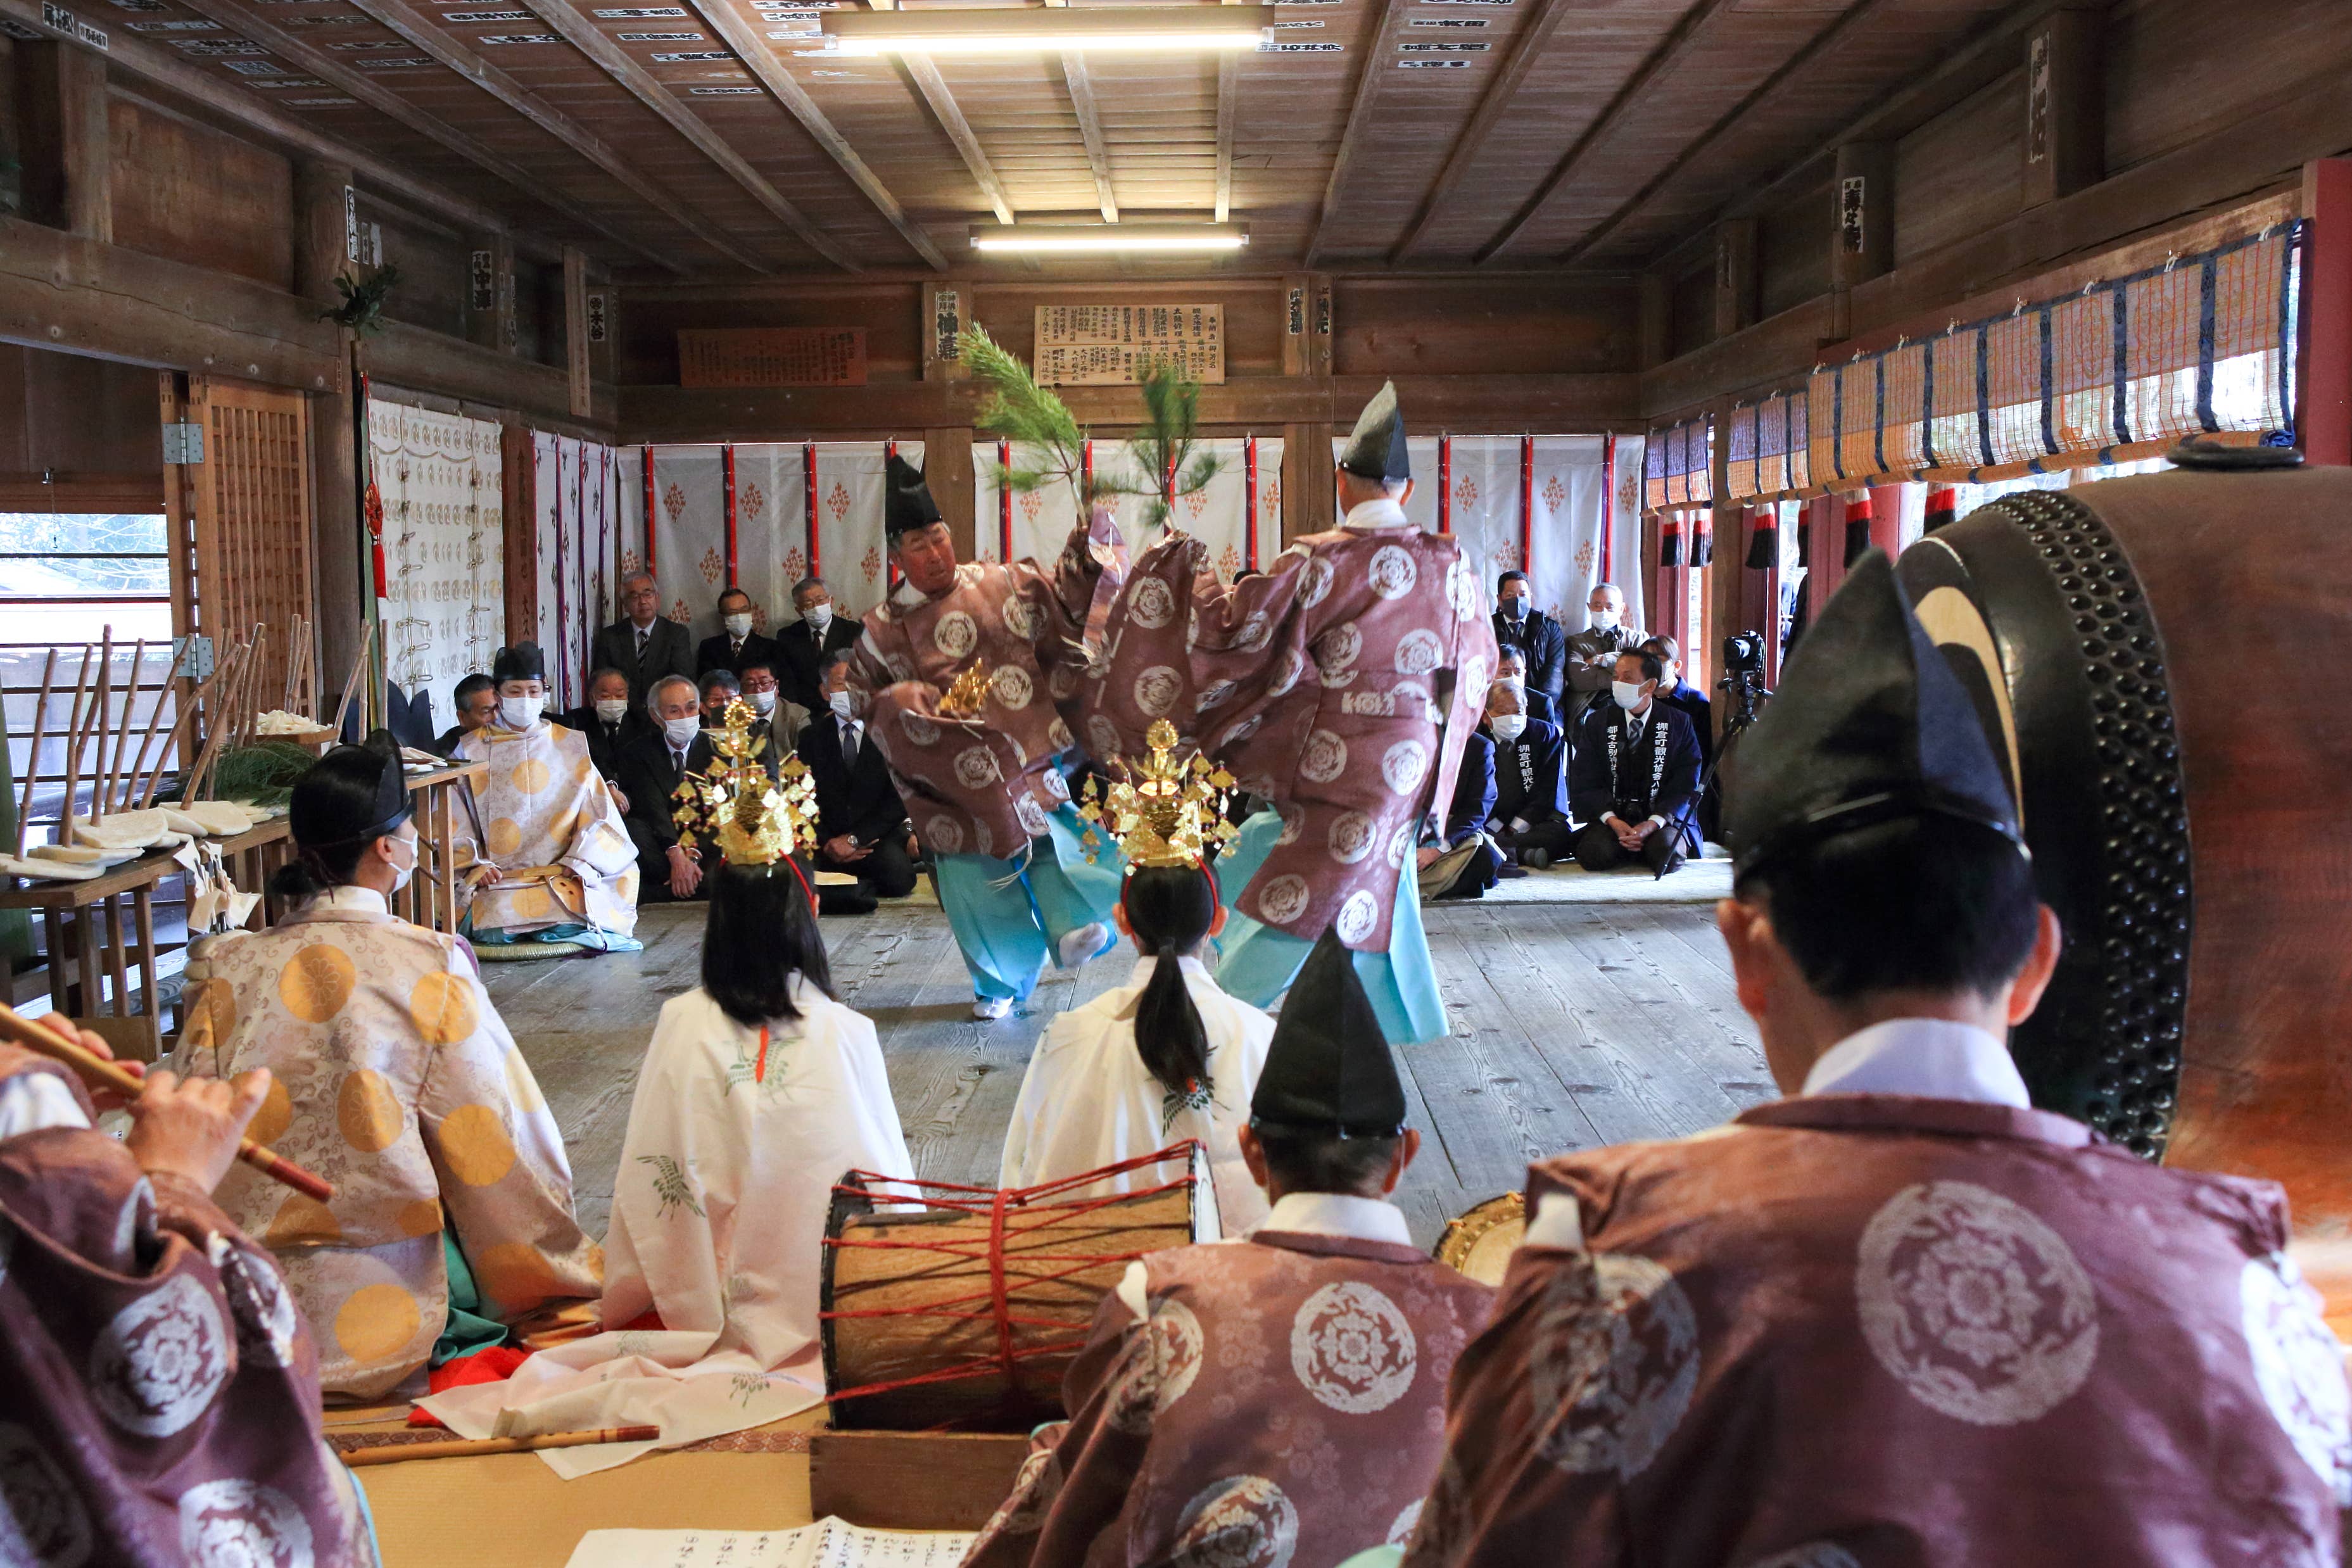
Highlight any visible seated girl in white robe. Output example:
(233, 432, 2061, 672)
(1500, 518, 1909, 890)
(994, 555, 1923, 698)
(1000, 773, 1275, 1237)
(420, 716, 917, 1468)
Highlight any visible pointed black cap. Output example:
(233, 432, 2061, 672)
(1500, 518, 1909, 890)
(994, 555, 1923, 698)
(1726, 549, 2023, 880)
(1337, 381, 1410, 483)
(884, 452, 943, 542)
(291, 728, 410, 848)
(492, 642, 545, 683)
(1251, 928, 1408, 1139)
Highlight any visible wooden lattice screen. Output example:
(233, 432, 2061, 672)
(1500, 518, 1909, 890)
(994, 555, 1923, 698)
(182, 377, 315, 712)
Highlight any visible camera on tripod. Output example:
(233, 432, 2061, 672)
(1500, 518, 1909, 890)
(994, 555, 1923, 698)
(1718, 631, 1770, 731)
(1723, 631, 1767, 678)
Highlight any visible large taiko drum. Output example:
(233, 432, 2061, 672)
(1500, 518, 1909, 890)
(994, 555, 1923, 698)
(1432, 1193, 1526, 1285)
(1893, 462, 2352, 1324)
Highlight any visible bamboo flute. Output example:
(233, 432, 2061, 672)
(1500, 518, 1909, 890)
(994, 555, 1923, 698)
(339, 1426, 663, 1468)
(0, 1001, 333, 1202)
(14, 650, 57, 859)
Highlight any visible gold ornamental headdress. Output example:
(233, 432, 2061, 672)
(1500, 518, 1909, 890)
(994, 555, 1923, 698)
(671, 699, 820, 870)
(1078, 719, 1238, 871)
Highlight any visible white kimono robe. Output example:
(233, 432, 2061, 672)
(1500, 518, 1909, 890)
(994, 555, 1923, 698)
(420, 980, 918, 1474)
(999, 954, 1274, 1239)
(451, 719, 640, 940)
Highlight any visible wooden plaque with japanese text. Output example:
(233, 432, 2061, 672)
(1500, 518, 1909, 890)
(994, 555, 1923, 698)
(678, 328, 868, 388)
(1032, 304, 1224, 386)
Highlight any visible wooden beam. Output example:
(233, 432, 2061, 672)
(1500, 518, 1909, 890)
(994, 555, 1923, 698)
(898, 55, 1017, 229)
(512, 0, 863, 271)
(1553, 0, 1897, 267)
(293, 160, 354, 303)
(1475, 0, 1738, 265)
(339, 0, 773, 273)
(1638, 273, 1670, 370)
(1060, 55, 1118, 224)
(16, 40, 111, 243)
(1215, 51, 1237, 224)
(2021, 5, 2103, 210)
(1301, 0, 1412, 267)
(658, 0, 950, 270)
(1710, 218, 1757, 339)
(564, 246, 593, 419)
(1388, 0, 1577, 262)
(158, 0, 681, 273)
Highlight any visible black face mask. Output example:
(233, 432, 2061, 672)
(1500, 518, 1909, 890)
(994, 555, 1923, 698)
(1502, 597, 1529, 619)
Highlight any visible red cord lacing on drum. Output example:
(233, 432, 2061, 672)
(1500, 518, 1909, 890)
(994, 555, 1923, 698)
(820, 1141, 1201, 1410)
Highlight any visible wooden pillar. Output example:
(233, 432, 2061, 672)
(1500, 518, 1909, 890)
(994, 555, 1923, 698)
(1707, 416, 1742, 738)
(468, 234, 517, 355)
(294, 162, 362, 700)
(2021, 6, 2104, 209)
(562, 246, 591, 419)
(1711, 219, 1758, 340)
(501, 424, 538, 643)
(2302, 158, 2352, 467)
(1282, 424, 1334, 542)
(293, 161, 353, 301)
(925, 426, 977, 565)
(16, 39, 111, 243)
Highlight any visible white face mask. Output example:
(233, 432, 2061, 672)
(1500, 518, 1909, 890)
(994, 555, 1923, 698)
(386, 834, 416, 894)
(594, 697, 629, 724)
(496, 695, 541, 731)
(1612, 680, 1647, 711)
(724, 612, 753, 638)
(802, 604, 832, 632)
(828, 691, 854, 719)
(749, 689, 776, 715)
(662, 716, 701, 749)
(1491, 714, 1526, 742)
(1589, 607, 1622, 632)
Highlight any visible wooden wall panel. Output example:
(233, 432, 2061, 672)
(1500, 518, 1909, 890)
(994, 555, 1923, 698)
(1666, 262, 1713, 362)
(1330, 275, 1637, 378)
(0, 343, 163, 488)
(106, 94, 292, 291)
(621, 282, 926, 388)
(1757, 175, 1831, 323)
(1893, 67, 2023, 268)
(2104, 0, 2352, 175)
(370, 205, 470, 342)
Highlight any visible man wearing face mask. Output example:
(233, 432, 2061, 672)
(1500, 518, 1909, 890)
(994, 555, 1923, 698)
(1562, 582, 1647, 726)
(560, 666, 642, 804)
(1484, 677, 1574, 868)
(775, 575, 859, 716)
(449, 642, 643, 947)
(739, 657, 811, 766)
(1643, 633, 1717, 844)
(695, 585, 782, 683)
(800, 648, 917, 902)
(1567, 646, 1702, 875)
(1495, 645, 1555, 724)
(616, 673, 717, 901)
(1492, 570, 1567, 717)
(591, 570, 696, 709)
(435, 671, 498, 757)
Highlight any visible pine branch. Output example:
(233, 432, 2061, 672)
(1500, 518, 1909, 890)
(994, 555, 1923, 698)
(958, 325, 1087, 496)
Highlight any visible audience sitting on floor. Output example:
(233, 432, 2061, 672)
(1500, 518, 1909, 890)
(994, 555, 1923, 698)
(1562, 581, 1646, 725)
(738, 657, 810, 769)
(434, 671, 496, 756)
(799, 648, 918, 902)
(1420, 711, 1504, 900)
(171, 733, 600, 1400)
(592, 571, 695, 709)
(965, 931, 1494, 1568)
(561, 664, 642, 807)
(1485, 676, 1574, 869)
(1000, 862, 1275, 1237)
(1491, 569, 1567, 720)
(1494, 645, 1555, 724)
(695, 585, 781, 681)
(618, 673, 716, 902)
(1644, 633, 1718, 845)
(773, 574, 860, 716)
(1567, 647, 1702, 876)
(1, 1026, 381, 1565)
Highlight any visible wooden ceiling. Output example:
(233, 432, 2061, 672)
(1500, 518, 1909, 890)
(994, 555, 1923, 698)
(127, 0, 2030, 276)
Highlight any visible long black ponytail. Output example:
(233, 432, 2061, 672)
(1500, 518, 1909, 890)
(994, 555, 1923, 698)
(1120, 864, 1218, 1103)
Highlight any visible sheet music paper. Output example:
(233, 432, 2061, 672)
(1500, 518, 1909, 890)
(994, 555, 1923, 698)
(561, 1517, 978, 1568)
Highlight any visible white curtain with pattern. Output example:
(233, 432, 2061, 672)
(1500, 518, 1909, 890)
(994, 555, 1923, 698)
(371, 401, 503, 726)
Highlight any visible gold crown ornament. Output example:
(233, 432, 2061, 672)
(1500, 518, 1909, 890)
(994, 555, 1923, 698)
(670, 699, 820, 869)
(937, 660, 991, 720)
(1078, 719, 1239, 871)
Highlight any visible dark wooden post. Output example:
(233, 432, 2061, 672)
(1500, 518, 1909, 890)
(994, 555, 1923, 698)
(1712, 218, 1759, 341)
(2302, 158, 2352, 467)
(467, 234, 517, 355)
(295, 161, 362, 704)
(562, 245, 591, 419)
(2021, 6, 2104, 209)
(16, 39, 111, 243)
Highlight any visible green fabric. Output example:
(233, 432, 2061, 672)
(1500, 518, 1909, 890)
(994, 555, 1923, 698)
(432, 1230, 510, 1366)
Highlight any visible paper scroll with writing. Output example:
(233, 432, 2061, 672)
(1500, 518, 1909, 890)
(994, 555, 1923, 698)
(1033, 304, 1224, 385)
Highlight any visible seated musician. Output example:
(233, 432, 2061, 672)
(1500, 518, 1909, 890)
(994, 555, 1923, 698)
(1484, 677, 1572, 869)
(420, 745, 919, 1453)
(1000, 736, 1274, 1236)
(964, 929, 1495, 1568)
(0, 1030, 379, 1565)
(1567, 647, 1701, 876)
(1397, 555, 2351, 1567)
(170, 736, 600, 1400)
(450, 642, 642, 950)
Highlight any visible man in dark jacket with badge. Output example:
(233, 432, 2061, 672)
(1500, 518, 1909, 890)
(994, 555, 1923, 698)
(1492, 569, 1567, 718)
(1568, 645, 1702, 875)
(1485, 678, 1573, 867)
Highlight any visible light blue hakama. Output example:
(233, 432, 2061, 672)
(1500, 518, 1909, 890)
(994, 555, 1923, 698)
(932, 804, 1124, 1003)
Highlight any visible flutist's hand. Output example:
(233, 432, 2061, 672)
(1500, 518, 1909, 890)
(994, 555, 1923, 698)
(127, 1068, 270, 1194)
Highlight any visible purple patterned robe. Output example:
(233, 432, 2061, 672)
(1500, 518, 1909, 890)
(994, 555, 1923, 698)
(1403, 1095, 2352, 1568)
(0, 1045, 375, 1567)
(849, 518, 1120, 858)
(1083, 512, 1496, 950)
(964, 1231, 1493, 1568)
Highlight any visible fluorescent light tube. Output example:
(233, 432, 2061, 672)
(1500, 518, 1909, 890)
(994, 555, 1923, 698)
(970, 224, 1248, 253)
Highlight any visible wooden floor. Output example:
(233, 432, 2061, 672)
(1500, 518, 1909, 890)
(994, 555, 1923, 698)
(486, 898, 1777, 1248)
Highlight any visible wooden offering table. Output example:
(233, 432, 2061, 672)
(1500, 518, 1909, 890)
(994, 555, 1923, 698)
(392, 758, 486, 936)
(0, 854, 175, 1059)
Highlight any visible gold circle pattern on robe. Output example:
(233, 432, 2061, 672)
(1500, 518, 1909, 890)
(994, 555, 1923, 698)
(335, 1282, 422, 1362)
(438, 1103, 517, 1186)
(277, 944, 356, 1023)
(337, 1068, 405, 1153)
(408, 970, 479, 1046)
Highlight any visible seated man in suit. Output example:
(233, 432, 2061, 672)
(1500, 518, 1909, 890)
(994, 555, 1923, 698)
(698, 668, 741, 729)
(616, 673, 715, 902)
(772, 575, 860, 716)
(1486, 676, 1574, 868)
(1494, 645, 1555, 723)
(591, 570, 695, 708)
(1562, 581, 1646, 727)
(739, 656, 811, 770)
(799, 649, 918, 901)
(434, 672, 495, 756)
(1493, 568, 1567, 717)
(1419, 717, 1503, 901)
(1645, 633, 1719, 844)
(1569, 647, 1702, 875)
(695, 585, 781, 681)
(560, 665, 642, 806)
